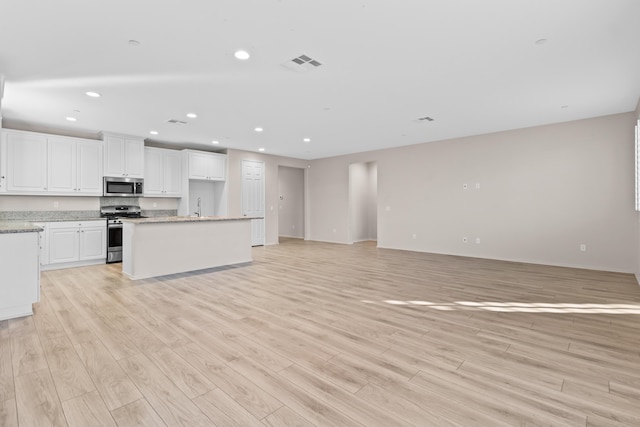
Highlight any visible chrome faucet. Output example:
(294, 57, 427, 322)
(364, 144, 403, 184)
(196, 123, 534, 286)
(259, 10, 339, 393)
(194, 197, 202, 217)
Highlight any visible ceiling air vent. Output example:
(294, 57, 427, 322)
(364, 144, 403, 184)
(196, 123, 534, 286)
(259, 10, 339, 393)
(167, 119, 188, 125)
(282, 54, 323, 73)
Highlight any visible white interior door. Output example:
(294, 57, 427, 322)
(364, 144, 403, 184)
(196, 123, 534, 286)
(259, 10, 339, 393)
(242, 160, 265, 246)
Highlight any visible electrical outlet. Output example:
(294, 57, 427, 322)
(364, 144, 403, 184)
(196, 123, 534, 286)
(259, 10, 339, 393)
(462, 237, 468, 243)
(475, 238, 481, 244)
(333, 228, 337, 233)
(580, 244, 587, 252)
(475, 183, 481, 189)
(412, 233, 417, 239)
(385, 206, 391, 211)
(153, 202, 157, 208)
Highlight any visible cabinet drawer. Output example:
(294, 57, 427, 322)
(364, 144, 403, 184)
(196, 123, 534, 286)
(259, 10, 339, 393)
(48, 220, 105, 229)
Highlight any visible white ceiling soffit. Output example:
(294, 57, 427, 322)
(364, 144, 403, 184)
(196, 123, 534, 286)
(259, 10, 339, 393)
(0, 0, 639, 160)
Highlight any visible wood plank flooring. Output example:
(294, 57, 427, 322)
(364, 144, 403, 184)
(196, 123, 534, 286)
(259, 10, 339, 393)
(2, 238, 640, 426)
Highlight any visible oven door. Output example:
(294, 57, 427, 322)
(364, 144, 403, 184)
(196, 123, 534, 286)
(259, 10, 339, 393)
(107, 223, 123, 263)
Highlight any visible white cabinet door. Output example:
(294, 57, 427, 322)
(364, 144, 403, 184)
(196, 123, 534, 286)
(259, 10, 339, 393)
(187, 151, 226, 181)
(104, 135, 144, 178)
(187, 151, 213, 180)
(77, 141, 103, 194)
(48, 221, 105, 264)
(163, 150, 182, 196)
(124, 139, 144, 178)
(209, 155, 226, 180)
(104, 135, 125, 177)
(48, 137, 77, 193)
(79, 225, 106, 260)
(144, 147, 164, 195)
(6, 132, 48, 192)
(144, 147, 181, 197)
(49, 227, 80, 264)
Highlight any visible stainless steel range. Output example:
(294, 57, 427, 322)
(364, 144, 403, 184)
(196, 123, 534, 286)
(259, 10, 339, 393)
(100, 205, 144, 263)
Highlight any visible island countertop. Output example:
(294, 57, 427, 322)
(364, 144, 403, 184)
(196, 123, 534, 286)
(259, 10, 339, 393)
(0, 221, 44, 234)
(121, 215, 256, 279)
(120, 216, 262, 225)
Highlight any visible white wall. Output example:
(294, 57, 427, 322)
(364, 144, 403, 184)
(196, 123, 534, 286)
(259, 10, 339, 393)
(309, 112, 638, 273)
(278, 166, 305, 239)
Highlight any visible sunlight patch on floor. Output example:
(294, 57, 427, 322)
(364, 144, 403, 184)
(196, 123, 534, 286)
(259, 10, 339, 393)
(365, 300, 640, 314)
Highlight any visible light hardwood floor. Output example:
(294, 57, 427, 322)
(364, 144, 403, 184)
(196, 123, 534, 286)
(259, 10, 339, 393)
(2, 238, 640, 426)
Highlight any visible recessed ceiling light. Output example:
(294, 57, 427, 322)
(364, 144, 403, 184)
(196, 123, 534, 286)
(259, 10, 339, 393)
(211, 140, 219, 144)
(85, 91, 101, 98)
(258, 148, 265, 152)
(128, 39, 141, 46)
(254, 127, 263, 132)
(235, 50, 250, 60)
(535, 38, 547, 45)
(303, 138, 311, 143)
(66, 117, 77, 122)
(149, 131, 159, 135)
(186, 113, 197, 118)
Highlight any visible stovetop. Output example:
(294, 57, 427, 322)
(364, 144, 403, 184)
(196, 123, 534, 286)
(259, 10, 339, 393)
(100, 205, 143, 219)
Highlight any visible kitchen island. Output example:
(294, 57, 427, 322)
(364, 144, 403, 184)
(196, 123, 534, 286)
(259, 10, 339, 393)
(120, 216, 256, 280)
(0, 221, 42, 320)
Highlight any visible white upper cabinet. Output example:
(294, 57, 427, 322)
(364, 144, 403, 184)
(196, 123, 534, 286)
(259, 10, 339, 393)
(144, 147, 182, 197)
(163, 149, 182, 195)
(76, 140, 103, 193)
(5, 131, 48, 192)
(186, 150, 226, 181)
(2, 130, 102, 196)
(48, 137, 102, 195)
(103, 134, 144, 178)
(48, 137, 76, 193)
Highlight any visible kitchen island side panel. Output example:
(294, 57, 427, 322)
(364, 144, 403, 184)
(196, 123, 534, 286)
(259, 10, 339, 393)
(0, 231, 40, 320)
(122, 219, 252, 279)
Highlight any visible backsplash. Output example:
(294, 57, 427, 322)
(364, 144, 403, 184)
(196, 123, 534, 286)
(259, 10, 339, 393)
(0, 210, 101, 221)
(0, 208, 177, 221)
(141, 209, 177, 218)
(100, 197, 140, 207)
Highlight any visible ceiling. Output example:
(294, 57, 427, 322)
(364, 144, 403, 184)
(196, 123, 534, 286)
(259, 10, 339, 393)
(1, 0, 639, 160)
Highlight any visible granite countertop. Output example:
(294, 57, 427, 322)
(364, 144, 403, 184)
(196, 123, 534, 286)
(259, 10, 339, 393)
(0, 221, 44, 234)
(34, 217, 105, 222)
(121, 216, 262, 224)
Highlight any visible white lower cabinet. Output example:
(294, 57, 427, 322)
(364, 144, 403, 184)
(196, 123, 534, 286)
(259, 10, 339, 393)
(44, 220, 106, 269)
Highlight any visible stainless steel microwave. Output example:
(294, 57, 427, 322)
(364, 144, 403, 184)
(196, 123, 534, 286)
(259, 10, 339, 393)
(103, 177, 144, 197)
